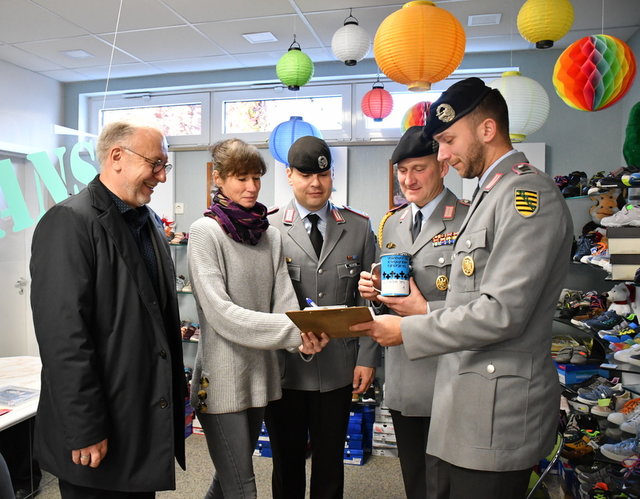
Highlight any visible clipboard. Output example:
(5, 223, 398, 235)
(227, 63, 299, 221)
(286, 306, 374, 339)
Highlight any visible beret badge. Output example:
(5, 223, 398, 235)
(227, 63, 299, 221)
(436, 103, 456, 123)
(318, 155, 329, 169)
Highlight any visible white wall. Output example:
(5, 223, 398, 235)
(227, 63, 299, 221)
(0, 60, 63, 356)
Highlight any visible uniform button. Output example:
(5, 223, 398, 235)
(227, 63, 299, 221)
(486, 364, 495, 374)
(466, 240, 471, 248)
(159, 398, 169, 409)
(318, 269, 324, 274)
(349, 269, 355, 275)
(159, 350, 167, 359)
(438, 257, 445, 264)
(318, 292, 325, 298)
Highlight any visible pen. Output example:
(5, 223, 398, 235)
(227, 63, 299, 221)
(305, 297, 318, 308)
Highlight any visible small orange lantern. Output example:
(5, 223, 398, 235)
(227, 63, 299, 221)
(373, 1, 465, 91)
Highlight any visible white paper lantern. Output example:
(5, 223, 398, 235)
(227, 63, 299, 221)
(488, 71, 550, 142)
(331, 13, 371, 66)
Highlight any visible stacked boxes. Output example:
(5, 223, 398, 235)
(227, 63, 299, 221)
(372, 406, 398, 457)
(344, 404, 374, 465)
(254, 422, 272, 457)
(607, 227, 640, 280)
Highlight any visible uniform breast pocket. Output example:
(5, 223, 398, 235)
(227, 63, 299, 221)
(286, 263, 301, 283)
(336, 262, 361, 304)
(452, 228, 487, 293)
(417, 250, 453, 300)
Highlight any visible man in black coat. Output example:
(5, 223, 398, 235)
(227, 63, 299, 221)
(30, 121, 185, 498)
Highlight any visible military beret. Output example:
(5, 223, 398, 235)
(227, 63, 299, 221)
(287, 136, 332, 173)
(391, 126, 438, 165)
(423, 77, 493, 138)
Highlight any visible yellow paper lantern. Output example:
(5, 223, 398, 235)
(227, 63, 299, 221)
(373, 1, 465, 91)
(517, 0, 574, 49)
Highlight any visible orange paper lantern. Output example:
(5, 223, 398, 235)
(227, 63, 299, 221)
(373, 1, 465, 91)
(553, 34, 637, 112)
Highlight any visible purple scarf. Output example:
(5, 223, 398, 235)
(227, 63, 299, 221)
(204, 192, 269, 245)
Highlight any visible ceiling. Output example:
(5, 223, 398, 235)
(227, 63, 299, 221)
(0, 0, 638, 84)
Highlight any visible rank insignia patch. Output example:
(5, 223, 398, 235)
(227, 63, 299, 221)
(514, 189, 539, 218)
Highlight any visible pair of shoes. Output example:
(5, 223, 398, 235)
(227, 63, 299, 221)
(609, 398, 640, 425)
(615, 345, 640, 367)
(603, 326, 639, 344)
(600, 437, 640, 462)
(556, 345, 590, 364)
(593, 391, 634, 417)
(601, 204, 640, 227)
(581, 311, 626, 333)
(577, 383, 626, 405)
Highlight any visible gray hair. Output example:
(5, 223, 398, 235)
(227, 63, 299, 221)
(96, 122, 138, 165)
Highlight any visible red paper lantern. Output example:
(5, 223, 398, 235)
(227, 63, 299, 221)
(361, 81, 393, 122)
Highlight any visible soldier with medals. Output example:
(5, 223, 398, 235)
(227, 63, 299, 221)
(266, 136, 379, 499)
(352, 78, 573, 499)
(358, 126, 468, 499)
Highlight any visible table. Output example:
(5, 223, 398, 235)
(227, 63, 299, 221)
(0, 356, 41, 431)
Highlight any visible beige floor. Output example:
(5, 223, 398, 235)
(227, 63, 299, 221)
(36, 434, 567, 498)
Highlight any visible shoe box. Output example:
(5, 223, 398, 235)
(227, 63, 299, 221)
(372, 418, 398, 457)
(344, 404, 375, 466)
(555, 361, 608, 385)
(253, 422, 272, 457)
(606, 227, 640, 280)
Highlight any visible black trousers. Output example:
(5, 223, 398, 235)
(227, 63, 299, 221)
(437, 458, 531, 499)
(390, 410, 447, 499)
(264, 385, 353, 499)
(58, 480, 155, 499)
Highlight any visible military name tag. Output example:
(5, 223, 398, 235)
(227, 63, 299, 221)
(435, 275, 449, 291)
(462, 256, 475, 276)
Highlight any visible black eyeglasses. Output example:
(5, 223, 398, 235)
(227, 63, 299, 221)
(122, 146, 173, 174)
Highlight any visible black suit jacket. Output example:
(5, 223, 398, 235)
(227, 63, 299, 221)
(30, 176, 185, 492)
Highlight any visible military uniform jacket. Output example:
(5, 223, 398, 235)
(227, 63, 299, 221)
(269, 200, 380, 392)
(401, 152, 573, 471)
(379, 188, 468, 417)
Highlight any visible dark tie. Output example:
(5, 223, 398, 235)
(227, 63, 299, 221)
(411, 210, 423, 242)
(307, 213, 323, 258)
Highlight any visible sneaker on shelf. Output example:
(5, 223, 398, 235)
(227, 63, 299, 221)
(571, 345, 591, 364)
(609, 399, 640, 426)
(578, 383, 626, 405)
(620, 411, 640, 435)
(622, 172, 640, 187)
(582, 311, 626, 334)
(603, 327, 640, 344)
(555, 345, 575, 363)
(176, 274, 186, 292)
(614, 345, 640, 367)
(181, 281, 192, 293)
(575, 376, 620, 395)
(593, 391, 633, 418)
(599, 321, 639, 339)
(600, 437, 640, 462)
(562, 429, 597, 460)
(601, 204, 640, 228)
(587, 482, 612, 498)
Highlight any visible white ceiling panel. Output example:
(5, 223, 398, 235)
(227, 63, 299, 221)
(101, 26, 226, 62)
(0, 0, 635, 83)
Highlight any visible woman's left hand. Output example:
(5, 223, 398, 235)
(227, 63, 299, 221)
(298, 332, 330, 354)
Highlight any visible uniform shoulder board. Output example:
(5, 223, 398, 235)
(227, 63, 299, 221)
(458, 199, 471, 206)
(267, 206, 280, 215)
(389, 202, 408, 213)
(512, 163, 536, 175)
(341, 205, 370, 219)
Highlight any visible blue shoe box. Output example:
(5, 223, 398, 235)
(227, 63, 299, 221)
(343, 449, 365, 466)
(254, 441, 272, 458)
(555, 362, 608, 385)
(345, 433, 364, 450)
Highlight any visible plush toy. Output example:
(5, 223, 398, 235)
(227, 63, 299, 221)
(589, 188, 620, 224)
(624, 101, 640, 168)
(606, 282, 633, 316)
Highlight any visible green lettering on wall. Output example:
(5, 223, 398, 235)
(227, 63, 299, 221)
(0, 158, 35, 237)
(70, 141, 98, 193)
(26, 149, 69, 204)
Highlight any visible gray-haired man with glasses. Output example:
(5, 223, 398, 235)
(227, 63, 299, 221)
(30, 121, 185, 498)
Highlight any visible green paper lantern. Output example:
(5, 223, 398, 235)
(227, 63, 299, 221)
(276, 39, 314, 91)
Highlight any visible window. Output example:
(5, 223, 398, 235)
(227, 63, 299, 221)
(87, 92, 210, 146)
(212, 85, 352, 143)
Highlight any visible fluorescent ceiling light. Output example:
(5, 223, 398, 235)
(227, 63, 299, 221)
(242, 32, 278, 44)
(468, 13, 502, 26)
(61, 49, 94, 59)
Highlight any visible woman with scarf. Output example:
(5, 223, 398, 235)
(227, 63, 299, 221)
(188, 138, 328, 499)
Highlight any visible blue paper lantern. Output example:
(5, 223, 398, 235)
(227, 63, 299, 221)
(268, 116, 322, 165)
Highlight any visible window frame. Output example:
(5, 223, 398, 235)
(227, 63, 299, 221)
(87, 91, 211, 147)
(211, 84, 352, 143)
